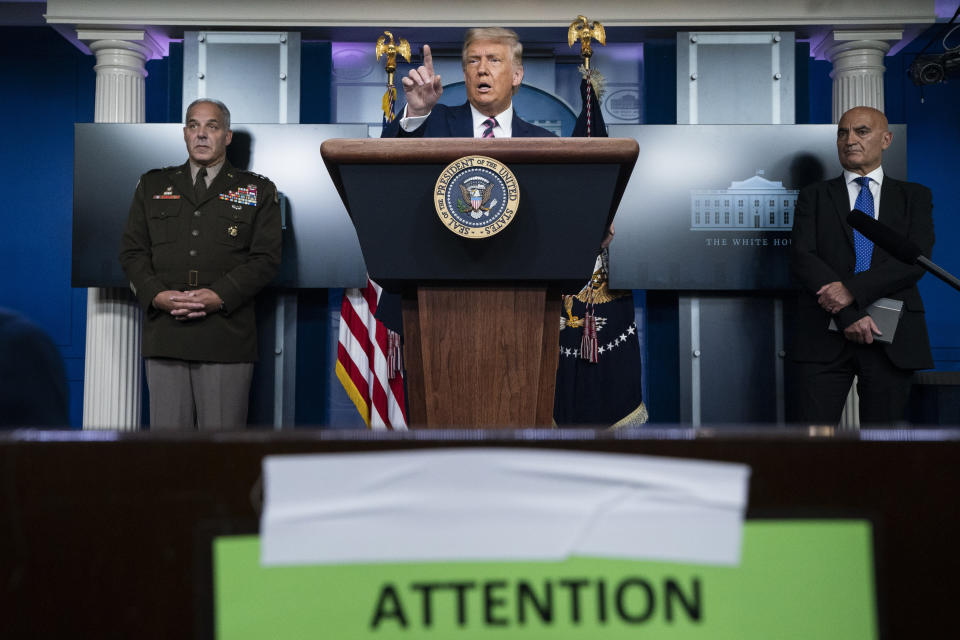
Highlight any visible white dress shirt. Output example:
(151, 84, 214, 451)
(843, 166, 884, 220)
(189, 159, 224, 187)
(399, 103, 515, 137)
(468, 103, 513, 138)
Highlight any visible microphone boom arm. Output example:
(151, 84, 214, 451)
(847, 209, 960, 293)
(917, 255, 960, 293)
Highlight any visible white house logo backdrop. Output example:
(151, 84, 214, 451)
(434, 155, 519, 238)
(690, 172, 798, 231)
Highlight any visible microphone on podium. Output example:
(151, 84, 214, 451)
(846, 209, 960, 292)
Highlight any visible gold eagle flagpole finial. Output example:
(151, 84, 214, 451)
(375, 30, 411, 122)
(568, 15, 605, 72)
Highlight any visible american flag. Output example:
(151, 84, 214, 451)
(335, 280, 408, 429)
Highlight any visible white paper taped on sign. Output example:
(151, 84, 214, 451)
(260, 448, 750, 567)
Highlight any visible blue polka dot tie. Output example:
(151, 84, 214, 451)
(481, 117, 497, 138)
(853, 176, 874, 273)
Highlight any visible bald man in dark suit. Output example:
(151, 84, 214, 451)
(790, 106, 935, 426)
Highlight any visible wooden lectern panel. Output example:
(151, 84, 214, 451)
(322, 138, 637, 428)
(403, 287, 560, 427)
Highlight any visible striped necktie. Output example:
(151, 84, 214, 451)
(853, 176, 875, 273)
(481, 117, 497, 138)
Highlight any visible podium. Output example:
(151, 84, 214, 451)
(322, 138, 638, 427)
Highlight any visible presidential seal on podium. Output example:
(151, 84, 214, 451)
(434, 155, 519, 238)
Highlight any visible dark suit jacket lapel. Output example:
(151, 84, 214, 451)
(451, 103, 474, 136)
(875, 176, 907, 265)
(449, 102, 538, 137)
(878, 176, 905, 225)
(827, 175, 854, 248)
(512, 111, 532, 137)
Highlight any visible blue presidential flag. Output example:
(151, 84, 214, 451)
(554, 74, 646, 427)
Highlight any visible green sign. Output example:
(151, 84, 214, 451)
(215, 520, 876, 639)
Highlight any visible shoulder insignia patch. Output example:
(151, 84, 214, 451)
(240, 169, 270, 182)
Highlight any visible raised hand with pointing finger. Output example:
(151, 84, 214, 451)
(380, 28, 555, 139)
(402, 44, 443, 117)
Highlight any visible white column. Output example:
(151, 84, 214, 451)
(816, 30, 902, 430)
(815, 30, 903, 123)
(77, 30, 162, 430)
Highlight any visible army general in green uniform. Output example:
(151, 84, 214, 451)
(119, 99, 282, 430)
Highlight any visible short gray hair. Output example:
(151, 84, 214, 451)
(185, 98, 231, 130)
(462, 27, 523, 70)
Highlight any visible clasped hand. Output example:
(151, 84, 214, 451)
(816, 281, 881, 343)
(153, 289, 223, 320)
(816, 281, 853, 315)
(843, 315, 882, 344)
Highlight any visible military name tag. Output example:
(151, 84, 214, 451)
(153, 185, 180, 199)
(434, 155, 519, 238)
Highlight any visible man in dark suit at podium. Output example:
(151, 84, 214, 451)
(381, 27, 555, 139)
(790, 106, 935, 426)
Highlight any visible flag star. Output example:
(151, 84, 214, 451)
(627, 325, 636, 335)
(619, 333, 627, 342)
(606, 342, 615, 350)
(598, 346, 605, 354)
(564, 347, 572, 356)
(574, 349, 580, 357)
